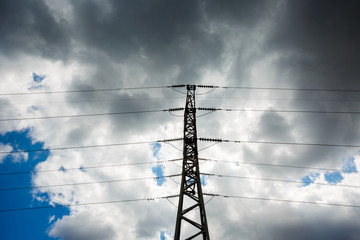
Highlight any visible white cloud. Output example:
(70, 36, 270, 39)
(1, 0, 360, 239)
(0, 144, 12, 163)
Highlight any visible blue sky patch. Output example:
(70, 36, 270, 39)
(201, 175, 206, 186)
(342, 157, 357, 173)
(301, 157, 357, 187)
(301, 173, 320, 187)
(0, 128, 69, 240)
(29, 73, 45, 90)
(152, 142, 161, 159)
(160, 231, 166, 240)
(151, 143, 165, 186)
(152, 164, 165, 186)
(32, 73, 46, 83)
(324, 171, 343, 184)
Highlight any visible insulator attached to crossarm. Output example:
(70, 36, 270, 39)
(159, 138, 183, 143)
(198, 137, 223, 142)
(197, 85, 215, 88)
(169, 84, 186, 88)
(167, 107, 185, 112)
(197, 107, 217, 111)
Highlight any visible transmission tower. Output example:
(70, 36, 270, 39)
(174, 85, 210, 240)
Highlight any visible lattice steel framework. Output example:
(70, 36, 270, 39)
(174, 85, 210, 240)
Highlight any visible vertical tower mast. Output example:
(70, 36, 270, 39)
(174, 85, 210, 240)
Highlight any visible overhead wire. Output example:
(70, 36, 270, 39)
(199, 96, 360, 103)
(199, 137, 360, 148)
(2, 84, 360, 97)
(3, 94, 360, 108)
(199, 158, 358, 174)
(202, 173, 360, 189)
(0, 195, 179, 213)
(0, 86, 170, 96)
(0, 96, 184, 106)
(197, 107, 360, 115)
(198, 85, 360, 93)
(203, 193, 360, 208)
(1, 136, 359, 156)
(0, 138, 183, 155)
(3, 83, 360, 214)
(2, 107, 359, 123)
(0, 174, 181, 192)
(0, 158, 182, 176)
(0, 109, 172, 122)
(198, 143, 219, 152)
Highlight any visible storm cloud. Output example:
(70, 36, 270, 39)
(1, 0, 360, 239)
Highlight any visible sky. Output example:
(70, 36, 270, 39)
(1, 0, 360, 239)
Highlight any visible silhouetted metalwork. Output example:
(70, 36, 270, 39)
(174, 85, 210, 240)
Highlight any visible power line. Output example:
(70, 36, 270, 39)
(197, 107, 360, 115)
(0, 109, 175, 122)
(3, 95, 360, 108)
(2, 136, 359, 156)
(0, 97, 184, 106)
(0, 138, 183, 155)
(204, 193, 360, 208)
(199, 158, 357, 174)
(0, 158, 182, 176)
(0, 195, 179, 213)
(3, 84, 360, 97)
(202, 173, 360, 189)
(2, 107, 359, 122)
(0, 174, 181, 192)
(201, 96, 360, 103)
(199, 137, 360, 148)
(196, 85, 360, 93)
(4, 84, 360, 97)
(0, 86, 170, 96)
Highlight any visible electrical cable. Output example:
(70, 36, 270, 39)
(0, 158, 182, 176)
(0, 195, 179, 213)
(196, 111, 216, 118)
(0, 96, 184, 106)
(0, 86, 169, 96)
(170, 88, 187, 94)
(199, 137, 360, 148)
(203, 193, 360, 208)
(2, 136, 358, 156)
(3, 84, 360, 97)
(165, 197, 178, 208)
(168, 111, 183, 117)
(198, 85, 360, 93)
(0, 109, 172, 122)
(204, 195, 215, 205)
(3, 95, 360, 108)
(199, 158, 358, 174)
(2, 107, 358, 122)
(202, 173, 360, 189)
(195, 88, 216, 95)
(198, 96, 360, 103)
(198, 143, 219, 152)
(163, 142, 183, 152)
(0, 174, 181, 192)
(197, 107, 360, 115)
(0, 138, 183, 155)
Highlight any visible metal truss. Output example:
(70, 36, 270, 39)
(174, 85, 210, 240)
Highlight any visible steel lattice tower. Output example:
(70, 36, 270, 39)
(174, 85, 210, 240)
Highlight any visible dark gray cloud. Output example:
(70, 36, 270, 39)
(268, 218, 360, 240)
(68, 0, 225, 84)
(2, 0, 360, 239)
(0, 0, 70, 59)
(268, 0, 360, 89)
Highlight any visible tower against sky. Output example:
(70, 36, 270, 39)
(174, 85, 210, 240)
